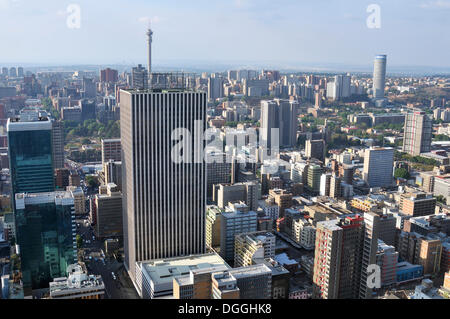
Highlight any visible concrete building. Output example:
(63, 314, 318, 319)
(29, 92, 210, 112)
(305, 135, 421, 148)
(416, 238, 442, 275)
(376, 240, 399, 287)
(399, 192, 436, 217)
(260, 99, 298, 149)
(173, 265, 230, 299)
(49, 264, 105, 299)
(373, 55, 387, 100)
(228, 264, 272, 299)
(305, 139, 325, 162)
(61, 107, 82, 122)
(219, 210, 258, 262)
(51, 120, 65, 169)
(320, 173, 331, 197)
(131, 64, 148, 90)
(103, 160, 122, 191)
(313, 216, 364, 299)
(120, 89, 207, 283)
(135, 253, 229, 299)
(207, 76, 224, 101)
(92, 183, 123, 239)
(206, 152, 231, 197)
(216, 182, 259, 212)
(55, 168, 70, 190)
(234, 232, 276, 267)
(307, 164, 323, 193)
(67, 186, 85, 216)
(101, 139, 121, 164)
(363, 147, 394, 188)
(292, 217, 316, 250)
(403, 112, 432, 156)
(268, 189, 293, 217)
(359, 212, 384, 299)
(206, 206, 222, 249)
(211, 271, 240, 299)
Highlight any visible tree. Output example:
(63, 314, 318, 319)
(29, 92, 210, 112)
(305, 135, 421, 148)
(76, 234, 83, 249)
(394, 168, 410, 180)
(436, 195, 446, 205)
(85, 176, 100, 188)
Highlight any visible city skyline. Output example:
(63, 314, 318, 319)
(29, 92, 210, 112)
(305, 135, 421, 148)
(0, 0, 449, 72)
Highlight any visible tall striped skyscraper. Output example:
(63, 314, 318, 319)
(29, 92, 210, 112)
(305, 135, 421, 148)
(120, 88, 207, 283)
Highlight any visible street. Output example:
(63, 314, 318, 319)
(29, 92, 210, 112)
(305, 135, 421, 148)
(76, 218, 138, 299)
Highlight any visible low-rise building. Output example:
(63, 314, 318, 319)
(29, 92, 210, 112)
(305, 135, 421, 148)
(49, 264, 105, 299)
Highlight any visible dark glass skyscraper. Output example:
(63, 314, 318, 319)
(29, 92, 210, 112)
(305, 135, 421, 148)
(7, 110, 55, 199)
(15, 192, 76, 293)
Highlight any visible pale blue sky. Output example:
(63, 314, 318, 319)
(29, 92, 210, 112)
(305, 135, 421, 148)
(0, 0, 449, 70)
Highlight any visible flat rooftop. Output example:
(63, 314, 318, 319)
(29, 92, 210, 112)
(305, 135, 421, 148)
(229, 264, 272, 279)
(140, 253, 230, 286)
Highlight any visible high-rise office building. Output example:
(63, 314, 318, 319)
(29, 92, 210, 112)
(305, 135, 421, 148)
(403, 111, 432, 156)
(359, 212, 382, 299)
(120, 88, 207, 283)
(326, 74, 351, 101)
(101, 138, 122, 164)
(9, 67, 17, 77)
(131, 64, 148, 90)
(261, 99, 298, 149)
(51, 119, 65, 169)
(363, 147, 394, 188)
(206, 206, 222, 249)
(14, 191, 77, 294)
(216, 182, 260, 212)
(313, 216, 364, 299)
(376, 240, 399, 287)
(92, 183, 123, 239)
(80, 99, 96, 121)
(103, 160, 122, 191)
(207, 76, 224, 101)
(7, 110, 55, 202)
(305, 139, 325, 162)
(373, 55, 387, 100)
(17, 67, 24, 77)
(67, 186, 85, 216)
(320, 173, 331, 197)
(82, 78, 96, 99)
(100, 68, 118, 83)
(220, 210, 258, 262)
(329, 175, 342, 199)
(55, 168, 70, 189)
(307, 164, 323, 193)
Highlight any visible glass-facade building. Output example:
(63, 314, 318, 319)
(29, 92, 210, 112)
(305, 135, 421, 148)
(7, 113, 55, 199)
(15, 192, 77, 292)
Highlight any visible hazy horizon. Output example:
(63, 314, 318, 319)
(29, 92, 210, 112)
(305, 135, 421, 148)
(1, 0, 449, 73)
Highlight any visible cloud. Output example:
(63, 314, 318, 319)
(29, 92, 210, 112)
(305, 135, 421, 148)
(420, 0, 450, 9)
(138, 16, 164, 26)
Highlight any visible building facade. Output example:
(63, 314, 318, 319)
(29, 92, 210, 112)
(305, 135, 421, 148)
(120, 89, 207, 283)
